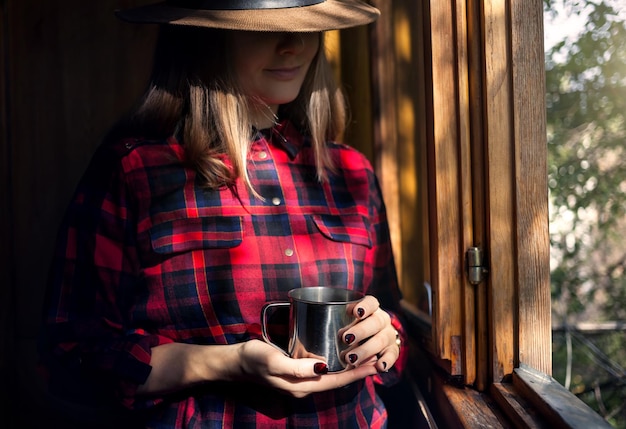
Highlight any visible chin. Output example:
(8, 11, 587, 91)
(262, 90, 302, 106)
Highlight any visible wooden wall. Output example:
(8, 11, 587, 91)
(0, 1, 156, 426)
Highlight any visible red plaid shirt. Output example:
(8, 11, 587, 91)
(41, 120, 406, 428)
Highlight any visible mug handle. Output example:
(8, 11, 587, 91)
(261, 302, 291, 356)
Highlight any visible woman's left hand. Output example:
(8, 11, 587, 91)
(340, 295, 401, 372)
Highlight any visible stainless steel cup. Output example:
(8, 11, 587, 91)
(261, 287, 363, 372)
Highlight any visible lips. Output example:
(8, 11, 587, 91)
(265, 66, 302, 81)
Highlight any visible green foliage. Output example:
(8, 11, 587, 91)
(546, 0, 626, 323)
(546, 1, 626, 426)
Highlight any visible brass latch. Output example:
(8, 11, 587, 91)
(466, 247, 488, 285)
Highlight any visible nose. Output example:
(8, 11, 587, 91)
(277, 32, 305, 55)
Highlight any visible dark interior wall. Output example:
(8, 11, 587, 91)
(0, 1, 428, 426)
(0, 1, 156, 426)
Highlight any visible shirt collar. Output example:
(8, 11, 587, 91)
(255, 120, 304, 160)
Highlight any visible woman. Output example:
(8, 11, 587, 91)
(40, 0, 407, 427)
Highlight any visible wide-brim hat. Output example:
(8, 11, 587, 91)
(115, 0, 380, 32)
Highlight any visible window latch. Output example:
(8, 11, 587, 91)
(466, 247, 488, 286)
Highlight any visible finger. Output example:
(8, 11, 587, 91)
(248, 340, 329, 378)
(375, 346, 400, 372)
(271, 363, 379, 398)
(342, 308, 391, 346)
(267, 356, 330, 378)
(343, 327, 394, 366)
(352, 295, 380, 319)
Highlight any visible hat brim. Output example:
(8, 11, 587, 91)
(115, 0, 380, 32)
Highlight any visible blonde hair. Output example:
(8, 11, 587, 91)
(114, 26, 347, 193)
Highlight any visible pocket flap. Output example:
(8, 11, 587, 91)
(149, 216, 243, 254)
(312, 214, 372, 248)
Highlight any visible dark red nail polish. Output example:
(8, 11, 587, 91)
(357, 307, 365, 318)
(345, 333, 355, 345)
(314, 363, 328, 375)
(348, 354, 358, 364)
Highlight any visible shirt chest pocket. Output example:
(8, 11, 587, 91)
(311, 213, 372, 248)
(149, 216, 243, 254)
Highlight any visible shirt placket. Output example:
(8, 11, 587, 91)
(251, 138, 301, 266)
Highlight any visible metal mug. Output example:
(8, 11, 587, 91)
(261, 287, 364, 373)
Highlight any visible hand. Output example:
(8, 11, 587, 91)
(236, 339, 378, 398)
(339, 295, 401, 372)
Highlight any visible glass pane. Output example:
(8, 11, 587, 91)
(545, 1, 626, 427)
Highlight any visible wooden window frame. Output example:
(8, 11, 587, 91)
(363, 0, 614, 427)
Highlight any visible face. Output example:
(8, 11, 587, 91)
(229, 31, 321, 113)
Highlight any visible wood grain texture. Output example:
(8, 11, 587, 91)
(9, 0, 156, 337)
(437, 381, 514, 428)
(424, 0, 467, 373)
(491, 382, 548, 429)
(510, 0, 551, 375)
(482, 0, 517, 382)
(393, 0, 430, 308)
(454, 0, 478, 386)
(467, 0, 490, 392)
(370, 0, 402, 294)
(513, 365, 613, 429)
(2, 1, 156, 426)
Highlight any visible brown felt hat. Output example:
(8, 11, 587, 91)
(115, 0, 380, 32)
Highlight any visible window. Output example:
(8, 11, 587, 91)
(334, 0, 611, 426)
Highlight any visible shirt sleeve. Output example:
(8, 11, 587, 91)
(39, 142, 173, 410)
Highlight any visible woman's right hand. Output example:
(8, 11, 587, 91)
(138, 339, 378, 399)
(235, 339, 378, 398)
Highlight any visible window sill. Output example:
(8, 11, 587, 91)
(492, 364, 613, 429)
(401, 301, 611, 428)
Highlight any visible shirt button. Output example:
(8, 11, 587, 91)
(258, 151, 268, 159)
(284, 248, 294, 257)
(271, 197, 281, 206)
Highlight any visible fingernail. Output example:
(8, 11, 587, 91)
(348, 354, 358, 364)
(314, 363, 328, 375)
(382, 361, 387, 370)
(357, 307, 365, 318)
(344, 333, 356, 345)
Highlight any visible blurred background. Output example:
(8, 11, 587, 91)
(545, 1, 626, 427)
